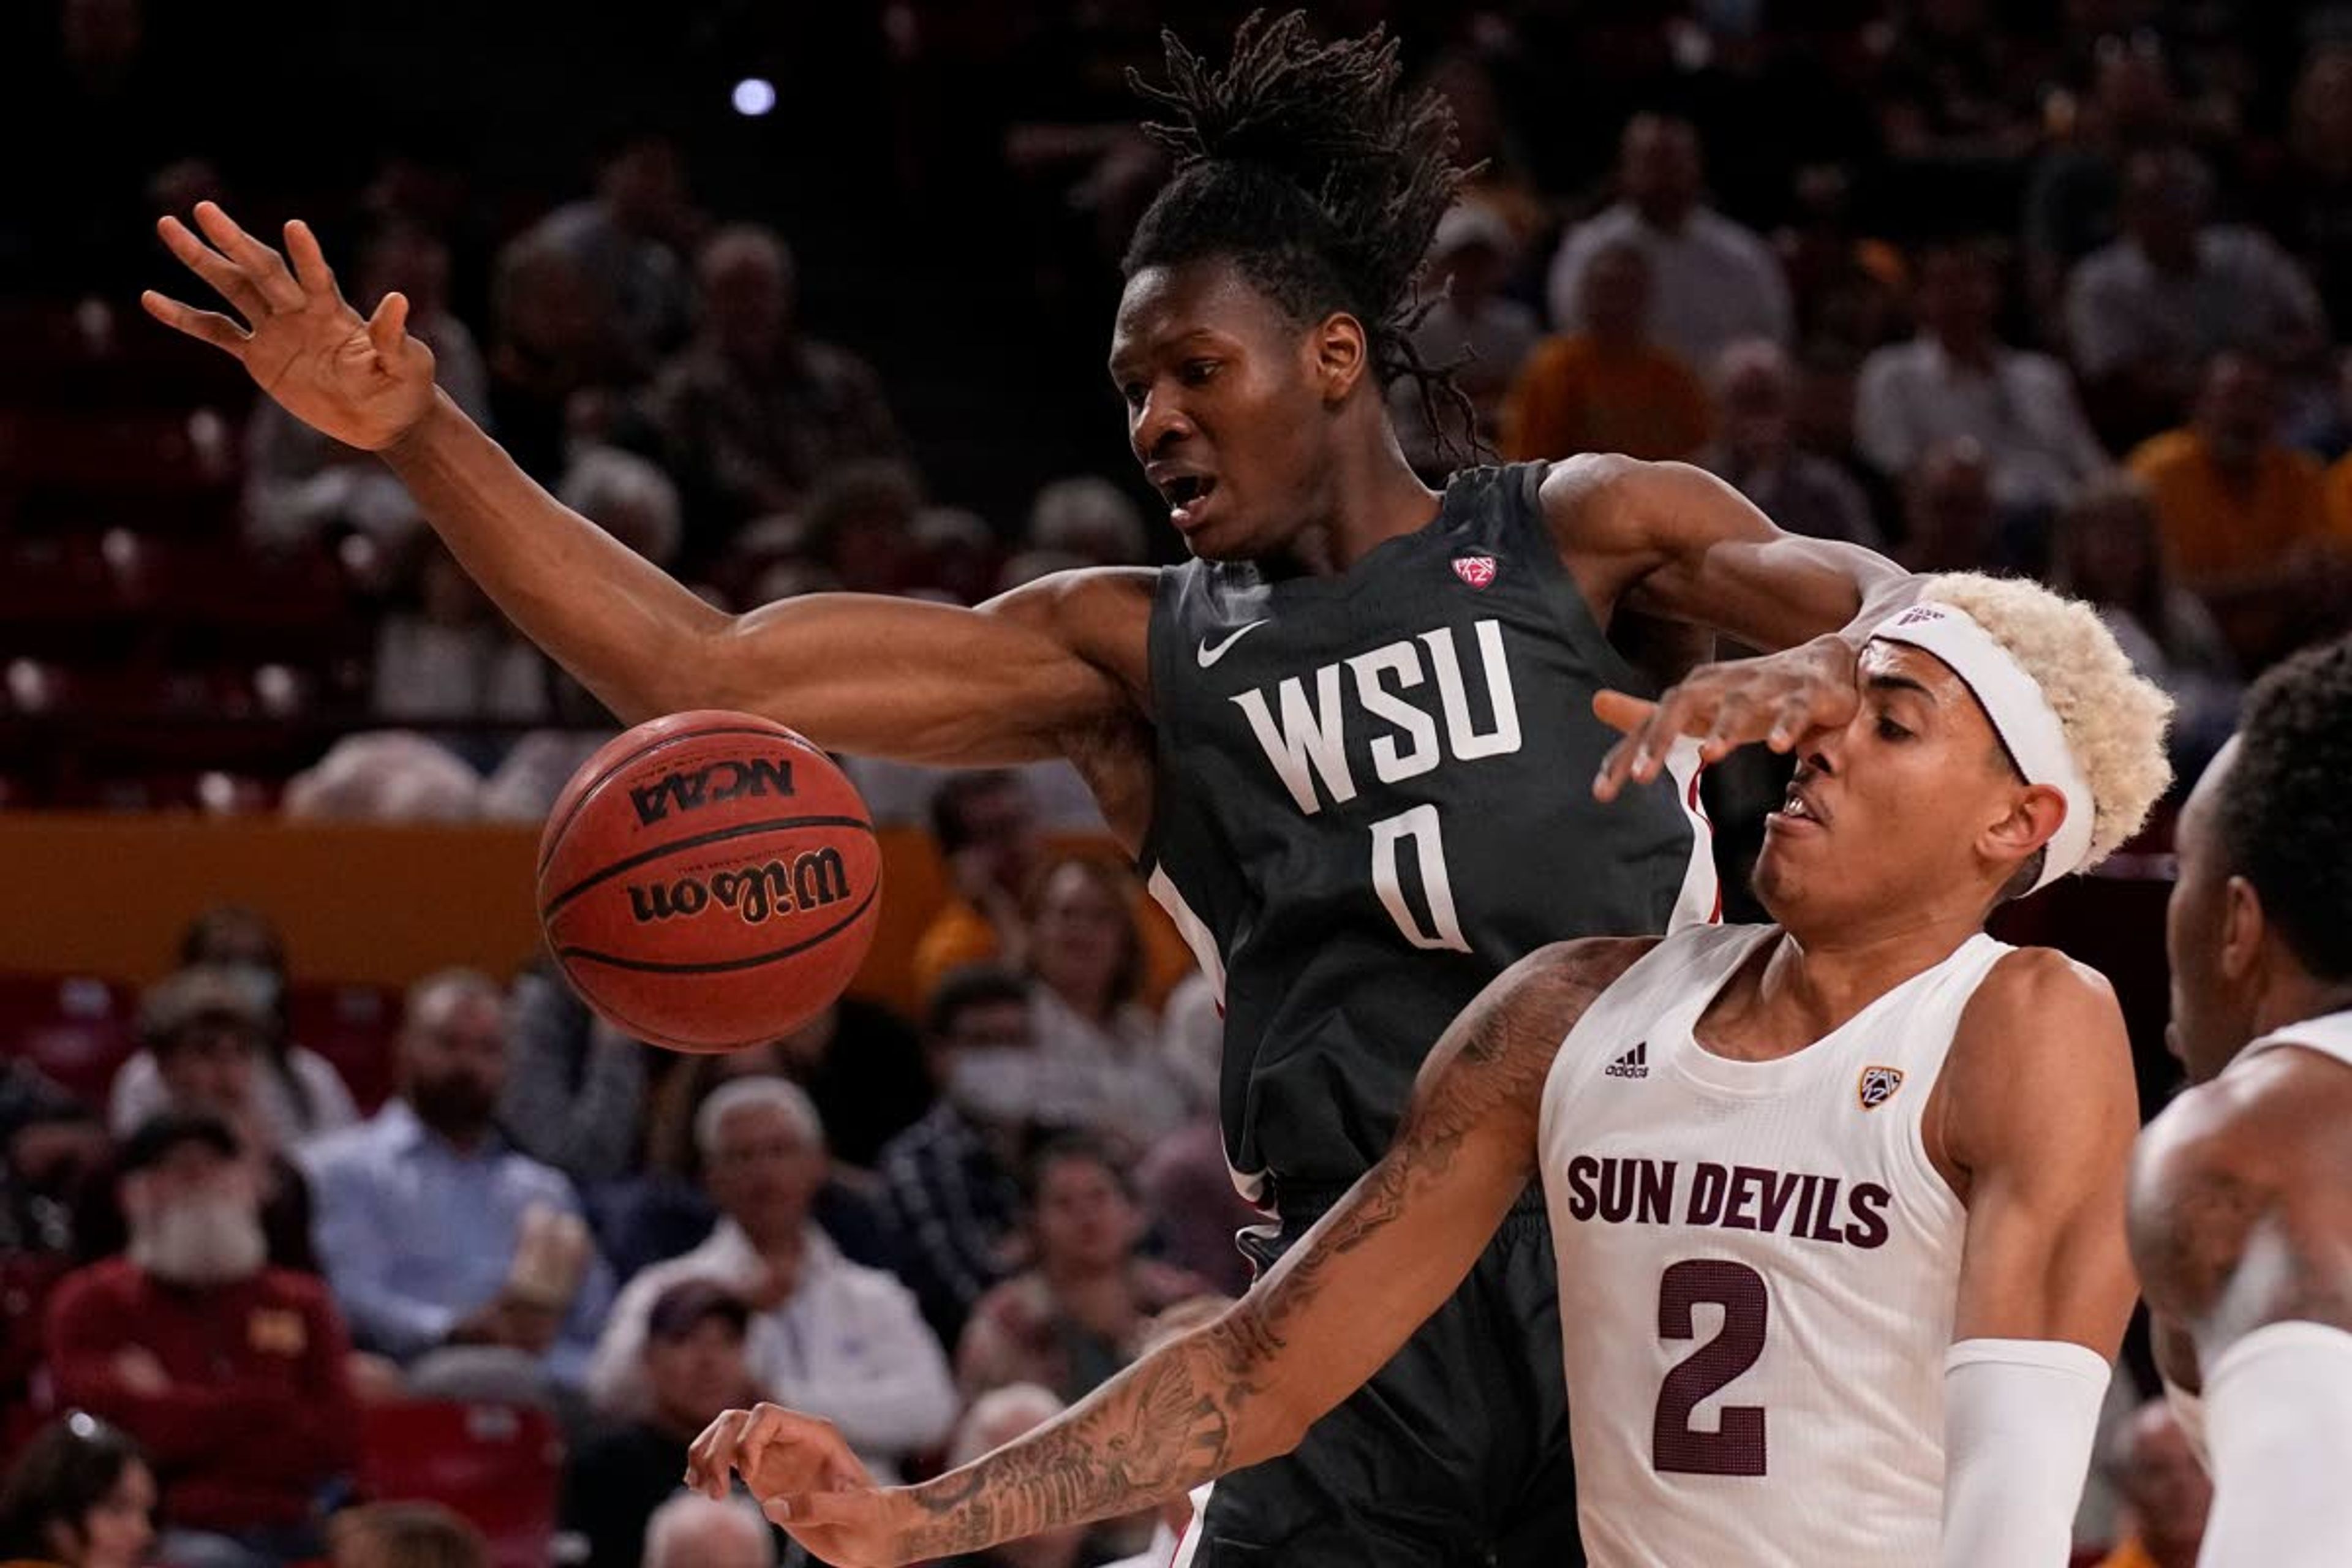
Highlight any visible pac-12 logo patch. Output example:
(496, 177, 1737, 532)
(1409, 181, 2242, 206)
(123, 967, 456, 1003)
(1452, 554, 1498, 589)
(1857, 1065, 1905, 1110)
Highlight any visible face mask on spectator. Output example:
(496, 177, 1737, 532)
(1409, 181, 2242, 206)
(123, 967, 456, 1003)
(947, 1047, 1038, 1128)
(130, 1191, 268, 1286)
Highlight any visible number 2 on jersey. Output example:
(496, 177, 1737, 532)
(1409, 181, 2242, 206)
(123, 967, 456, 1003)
(1369, 804, 1471, 952)
(1653, 1259, 1770, 1477)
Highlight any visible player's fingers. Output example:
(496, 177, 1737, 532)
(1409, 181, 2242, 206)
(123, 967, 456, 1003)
(368, 292, 411, 358)
(685, 1408, 750, 1497)
(1765, 692, 1814, 752)
(139, 291, 249, 357)
(1591, 688, 1656, 737)
(1628, 686, 1709, 782)
(1591, 691, 1659, 801)
(157, 216, 270, 321)
(1698, 690, 1759, 762)
(191, 200, 306, 311)
(282, 219, 344, 301)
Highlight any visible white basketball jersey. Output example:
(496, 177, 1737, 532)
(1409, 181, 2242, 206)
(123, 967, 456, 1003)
(1537, 922, 2008, 1567)
(2236, 1009, 2352, 1074)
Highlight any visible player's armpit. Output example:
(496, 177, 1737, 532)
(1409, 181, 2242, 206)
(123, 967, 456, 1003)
(2127, 1046, 2352, 1363)
(1937, 948, 2139, 1354)
(807, 937, 1653, 1566)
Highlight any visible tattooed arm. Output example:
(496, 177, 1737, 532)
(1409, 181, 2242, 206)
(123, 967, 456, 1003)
(684, 937, 1654, 1568)
(2128, 1044, 2352, 1565)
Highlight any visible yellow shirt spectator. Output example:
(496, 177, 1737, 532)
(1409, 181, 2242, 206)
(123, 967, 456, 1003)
(1501, 334, 1713, 463)
(2124, 427, 2328, 589)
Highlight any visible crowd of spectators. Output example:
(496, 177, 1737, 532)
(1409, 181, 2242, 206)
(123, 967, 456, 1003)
(12, 1, 2352, 1563)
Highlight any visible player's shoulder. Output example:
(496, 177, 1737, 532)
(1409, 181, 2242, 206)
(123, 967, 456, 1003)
(1506, 935, 1667, 1015)
(1963, 944, 2120, 1035)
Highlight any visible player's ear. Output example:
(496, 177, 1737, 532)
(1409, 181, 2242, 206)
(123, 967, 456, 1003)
(1983, 783, 2066, 868)
(1311, 312, 1370, 404)
(2217, 874, 2267, 985)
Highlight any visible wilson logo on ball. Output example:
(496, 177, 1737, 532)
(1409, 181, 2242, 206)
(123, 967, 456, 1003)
(626, 848, 854, 926)
(628, 756, 797, 826)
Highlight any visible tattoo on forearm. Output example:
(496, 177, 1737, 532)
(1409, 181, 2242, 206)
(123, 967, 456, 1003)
(891, 941, 1644, 1559)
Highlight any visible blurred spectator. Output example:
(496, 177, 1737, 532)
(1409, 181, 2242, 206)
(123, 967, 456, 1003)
(1772, 164, 1908, 350)
(325, 1502, 486, 1568)
(1502, 241, 1711, 463)
(556, 445, 683, 571)
(81, 970, 318, 1272)
(609, 1049, 903, 1282)
(1790, 344, 1902, 526)
(370, 538, 549, 728)
(560, 1281, 758, 1568)
(1856, 243, 2111, 513)
(483, 233, 605, 484)
(1137, 973, 1256, 1298)
(1417, 53, 1547, 249)
(526, 132, 698, 377)
(912, 772, 1043, 1006)
(0, 1415, 154, 1568)
(1025, 477, 1148, 568)
(2066, 149, 2329, 445)
(2049, 477, 2241, 775)
(1872, 0, 2044, 164)
(956, 1135, 1210, 1405)
(588, 1080, 955, 1483)
(112, 911, 359, 1153)
(496, 964, 646, 1187)
(47, 1112, 358, 1566)
(801, 461, 923, 595)
(914, 506, 1004, 605)
(1022, 856, 1188, 1151)
(1, 1064, 106, 1262)
(878, 967, 1039, 1344)
(110, 964, 336, 1155)
(1702, 340, 1882, 549)
(1389, 204, 1543, 467)
(765, 997, 932, 1172)
(2024, 31, 2182, 304)
(933, 1385, 1088, 1568)
(2091, 1398, 2209, 1568)
(2125, 353, 2332, 597)
(640, 1494, 773, 1568)
(303, 970, 612, 1400)
(281, 733, 483, 823)
(1894, 439, 2003, 574)
(650, 224, 902, 550)
(1546, 115, 1792, 372)
(2268, 48, 2352, 347)
(243, 224, 491, 552)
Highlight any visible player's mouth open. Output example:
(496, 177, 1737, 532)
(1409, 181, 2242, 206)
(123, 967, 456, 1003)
(1775, 782, 1828, 829)
(1159, 473, 1219, 527)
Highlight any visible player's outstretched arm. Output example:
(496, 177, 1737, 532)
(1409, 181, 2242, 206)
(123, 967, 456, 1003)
(1932, 949, 2139, 1568)
(1540, 456, 1919, 798)
(683, 939, 1651, 1568)
(142, 204, 1145, 771)
(2129, 1047, 2352, 1566)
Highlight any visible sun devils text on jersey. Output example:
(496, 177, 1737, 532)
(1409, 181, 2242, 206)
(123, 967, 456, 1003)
(1539, 922, 2010, 1567)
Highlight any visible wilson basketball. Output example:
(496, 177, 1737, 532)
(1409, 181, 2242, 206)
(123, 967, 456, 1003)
(535, 711, 882, 1053)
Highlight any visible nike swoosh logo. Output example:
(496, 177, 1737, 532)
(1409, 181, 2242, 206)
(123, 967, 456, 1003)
(1197, 620, 1269, 668)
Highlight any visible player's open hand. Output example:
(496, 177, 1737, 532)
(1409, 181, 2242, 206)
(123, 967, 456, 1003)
(685, 1404, 913, 1568)
(142, 202, 437, 451)
(1591, 634, 1859, 800)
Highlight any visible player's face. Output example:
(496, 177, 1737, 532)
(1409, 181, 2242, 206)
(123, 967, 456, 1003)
(1752, 642, 2044, 927)
(1110, 259, 1347, 562)
(2165, 739, 2258, 1083)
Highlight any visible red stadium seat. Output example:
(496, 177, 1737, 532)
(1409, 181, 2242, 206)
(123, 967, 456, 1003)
(0, 975, 136, 1106)
(286, 983, 402, 1113)
(358, 1401, 564, 1568)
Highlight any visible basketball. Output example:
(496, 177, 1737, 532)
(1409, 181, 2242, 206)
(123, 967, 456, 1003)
(535, 711, 883, 1053)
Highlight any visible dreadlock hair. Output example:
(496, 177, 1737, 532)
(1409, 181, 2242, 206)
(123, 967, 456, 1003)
(1123, 12, 1482, 461)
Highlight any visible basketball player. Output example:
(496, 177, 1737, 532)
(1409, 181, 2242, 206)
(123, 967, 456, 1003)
(143, 18, 1916, 1563)
(2128, 635, 2352, 1567)
(684, 573, 2175, 1567)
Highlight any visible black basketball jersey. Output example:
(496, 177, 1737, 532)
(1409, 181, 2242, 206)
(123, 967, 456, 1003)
(1140, 461, 1713, 1202)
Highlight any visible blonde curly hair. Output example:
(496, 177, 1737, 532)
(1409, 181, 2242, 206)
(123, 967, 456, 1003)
(1916, 572, 2174, 870)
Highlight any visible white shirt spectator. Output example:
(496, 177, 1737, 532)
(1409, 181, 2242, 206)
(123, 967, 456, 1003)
(1029, 987, 1191, 1152)
(2065, 227, 2328, 382)
(1856, 339, 2111, 510)
(109, 1044, 359, 1150)
(1546, 204, 1792, 371)
(586, 1219, 956, 1483)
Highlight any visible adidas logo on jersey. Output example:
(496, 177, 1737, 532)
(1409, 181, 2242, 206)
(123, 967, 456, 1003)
(1605, 1041, 1649, 1079)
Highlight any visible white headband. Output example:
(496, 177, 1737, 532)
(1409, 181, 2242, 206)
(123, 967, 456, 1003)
(1868, 602, 2094, 894)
